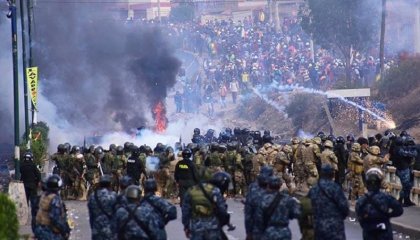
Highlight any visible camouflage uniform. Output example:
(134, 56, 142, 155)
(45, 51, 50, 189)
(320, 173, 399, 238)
(302, 142, 320, 188)
(363, 150, 390, 191)
(102, 151, 115, 175)
(356, 191, 403, 240)
(320, 148, 338, 171)
(111, 154, 126, 192)
(298, 196, 315, 240)
(156, 152, 173, 198)
(274, 147, 293, 192)
(308, 178, 349, 240)
(293, 140, 306, 191)
(74, 154, 87, 200)
(85, 152, 99, 191)
(245, 181, 266, 239)
(205, 150, 224, 175)
(34, 192, 71, 240)
(224, 149, 244, 195)
(182, 183, 228, 240)
(51, 152, 67, 175)
(115, 202, 164, 240)
(349, 150, 365, 201)
(256, 191, 301, 240)
(87, 188, 117, 240)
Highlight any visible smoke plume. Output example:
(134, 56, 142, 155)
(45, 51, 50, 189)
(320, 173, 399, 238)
(33, 3, 180, 140)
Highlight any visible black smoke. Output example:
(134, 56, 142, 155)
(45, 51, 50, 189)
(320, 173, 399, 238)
(33, 3, 180, 133)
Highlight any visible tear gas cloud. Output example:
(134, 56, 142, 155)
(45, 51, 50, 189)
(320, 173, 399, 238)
(33, 3, 180, 147)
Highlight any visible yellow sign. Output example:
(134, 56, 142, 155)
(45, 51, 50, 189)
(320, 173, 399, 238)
(26, 67, 38, 109)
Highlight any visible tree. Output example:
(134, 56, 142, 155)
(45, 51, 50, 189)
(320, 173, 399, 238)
(300, 0, 380, 83)
(0, 193, 19, 240)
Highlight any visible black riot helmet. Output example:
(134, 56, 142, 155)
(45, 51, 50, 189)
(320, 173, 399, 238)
(336, 136, 345, 144)
(87, 145, 95, 154)
(242, 128, 250, 135)
(207, 129, 215, 136)
(46, 174, 63, 192)
(131, 146, 140, 157)
(263, 130, 270, 136)
(209, 171, 231, 194)
(194, 128, 201, 135)
(254, 131, 261, 137)
(347, 134, 355, 142)
(400, 130, 409, 137)
(233, 127, 241, 136)
(64, 143, 71, 153)
(144, 179, 158, 193)
(108, 144, 116, 153)
(94, 146, 103, 155)
(327, 134, 336, 143)
(124, 142, 132, 152)
(154, 143, 165, 153)
(57, 144, 65, 153)
(182, 148, 192, 159)
(23, 151, 34, 161)
(126, 185, 142, 201)
(365, 168, 383, 192)
(116, 146, 124, 155)
(71, 145, 80, 154)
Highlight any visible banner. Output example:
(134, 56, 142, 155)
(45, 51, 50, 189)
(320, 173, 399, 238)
(26, 67, 38, 109)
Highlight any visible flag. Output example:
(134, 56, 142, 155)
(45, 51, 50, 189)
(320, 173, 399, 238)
(26, 67, 39, 109)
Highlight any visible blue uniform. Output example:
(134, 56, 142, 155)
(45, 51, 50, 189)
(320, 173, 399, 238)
(356, 191, 403, 240)
(141, 193, 177, 237)
(34, 192, 71, 240)
(256, 191, 301, 240)
(308, 179, 349, 240)
(245, 181, 266, 238)
(87, 188, 117, 240)
(182, 183, 228, 240)
(115, 202, 164, 240)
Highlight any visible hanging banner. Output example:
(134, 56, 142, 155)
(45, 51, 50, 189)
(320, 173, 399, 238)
(26, 67, 38, 109)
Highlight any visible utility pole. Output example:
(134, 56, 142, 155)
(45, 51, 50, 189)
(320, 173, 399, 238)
(379, 0, 386, 80)
(27, 0, 36, 125)
(157, 0, 161, 22)
(7, 0, 21, 180)
(19, 0, 30, 147)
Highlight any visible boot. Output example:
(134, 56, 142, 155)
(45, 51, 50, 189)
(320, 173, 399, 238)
(403, 197, 416, 207)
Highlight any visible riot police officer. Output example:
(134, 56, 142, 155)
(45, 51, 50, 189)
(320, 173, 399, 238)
(174, 148, 198, 205)
(34, 174, 71, 240)
(87, 175, 117, 240)
(126, 146, 147, 185)
(356, 168, 403, 240)
(182, 172, 231, 240)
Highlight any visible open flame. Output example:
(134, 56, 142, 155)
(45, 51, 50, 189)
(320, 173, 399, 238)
(153, 101, 167, 133)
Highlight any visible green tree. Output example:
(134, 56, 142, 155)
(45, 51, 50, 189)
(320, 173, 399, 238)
(300, 0, 380, 82)
(21, 121, 50, 166)
(0, 193, 19, 240)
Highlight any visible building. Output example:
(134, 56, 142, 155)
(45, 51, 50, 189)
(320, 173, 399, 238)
(113, 0, 171, 20)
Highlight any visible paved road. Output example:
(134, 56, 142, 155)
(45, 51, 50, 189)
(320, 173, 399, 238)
(43, 199, 363, 240)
